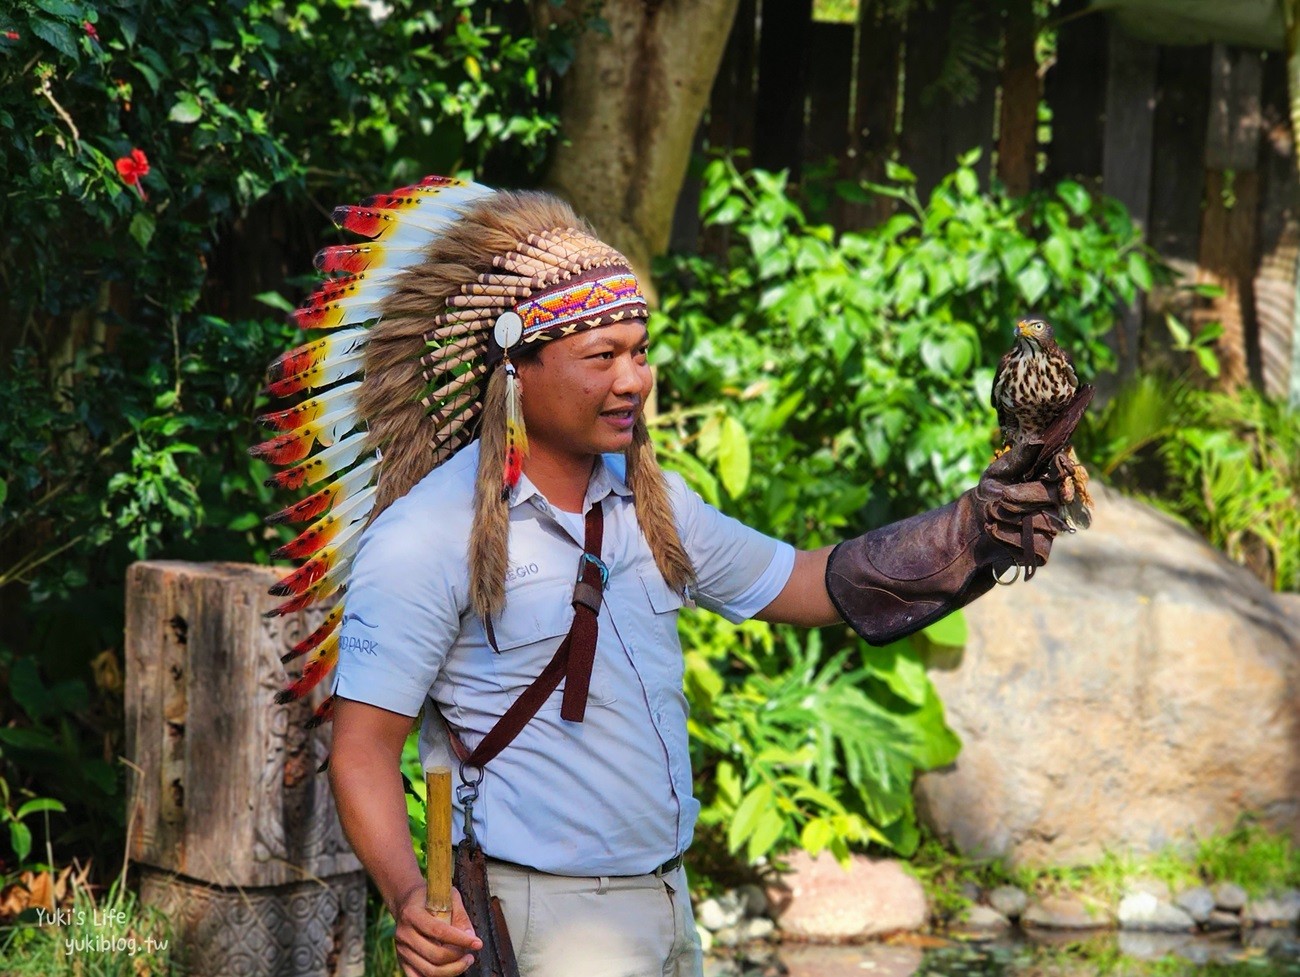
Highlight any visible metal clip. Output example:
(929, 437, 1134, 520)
(577, 552, 609, 588)
(457, 762, 484, 842)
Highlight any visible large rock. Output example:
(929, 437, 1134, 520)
(766, 853, 928, 941)
(916, 486, 1300, 867)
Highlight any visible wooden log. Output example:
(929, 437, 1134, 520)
(126, 561, 365, 976)
(139, 868, 365, 977)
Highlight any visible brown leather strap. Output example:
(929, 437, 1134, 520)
(461, 503, 605, 770)
(560, 504, 605, 722)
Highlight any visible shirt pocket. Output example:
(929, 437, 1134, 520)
(637, 566, 686, 685)
(488, 582, 616, 710)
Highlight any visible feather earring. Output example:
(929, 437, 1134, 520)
(494, 311, 527, 501)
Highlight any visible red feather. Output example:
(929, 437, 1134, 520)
(266, 483, 339, 524)
(305, 695, 335, 729)
(268, 553, 332, 597)
(270, 515, 342, 561)
(281, 605, 343, 664)
(332, 206, 394, 239)
(315, 244, 384, 275)
(304, 276, 363, 308)
(274, 633, 338, 704)
(249, 428, 314, 466)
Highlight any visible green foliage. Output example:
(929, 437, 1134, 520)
(651, 154, 1151, 873)
(1196, 817, 1300, 897)
(684, 617, 959, 865)
(0, 649, 119, 872)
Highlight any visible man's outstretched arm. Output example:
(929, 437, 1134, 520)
(330, 698, 482, 977)
(755, 546, 839, 627)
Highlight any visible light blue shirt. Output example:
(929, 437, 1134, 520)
(333, 440, 795, 876)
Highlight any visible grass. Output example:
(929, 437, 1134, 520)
(0, 874, 177, 976)
(909, 816, 1300, 924)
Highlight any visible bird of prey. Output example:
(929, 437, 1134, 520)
(991, 316, 1094, 530)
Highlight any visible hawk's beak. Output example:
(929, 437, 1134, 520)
(1015, 320, 1031, 337)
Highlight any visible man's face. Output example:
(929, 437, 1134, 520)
(514, 319, 652, 463)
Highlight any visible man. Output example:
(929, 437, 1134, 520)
(265, 179, 1067, 977)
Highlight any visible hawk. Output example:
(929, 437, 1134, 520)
(991, 316, 1094, 530)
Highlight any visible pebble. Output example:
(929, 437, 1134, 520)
(697, 925, 714, 953)
(697, 896, 742, 932)
(987, 884, 1028, 918)
(1213, 881, 1248, 911)
(1173, 886, 1216, 923)
(735, 884, 769, 919)
(713, 925, 741, 948)
(957, 905, 1011, 935)
(1243, 896, 1300, 927)
(1117, 892, 1196, 932)
(1021, 895, 1111, 930)
(1205, 910, 1242, 930)
(739, 917, 775, 942)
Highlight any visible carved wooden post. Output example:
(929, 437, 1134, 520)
(125, 561, 365, 977)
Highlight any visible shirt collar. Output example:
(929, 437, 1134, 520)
(505, 453, 633, 511)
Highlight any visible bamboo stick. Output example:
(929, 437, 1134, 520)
(425, 765, 452, 922)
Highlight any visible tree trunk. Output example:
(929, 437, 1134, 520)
(538, 0, 741, 296)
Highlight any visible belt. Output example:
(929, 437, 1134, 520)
(486, 853, 684, 879)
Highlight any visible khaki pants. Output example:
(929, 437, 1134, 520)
(485, 859, 703, 977)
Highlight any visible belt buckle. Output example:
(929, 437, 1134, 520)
(653, 853, 682, 877)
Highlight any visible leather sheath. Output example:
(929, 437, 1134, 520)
(455, 839, 520, 977)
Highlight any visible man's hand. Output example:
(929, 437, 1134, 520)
(392, 883, 482, 977)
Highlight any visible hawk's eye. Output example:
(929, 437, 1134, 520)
(1033, 322, 1044, 332)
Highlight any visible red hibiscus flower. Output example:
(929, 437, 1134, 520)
(115, 149, 150, 201)
(83, 21, 99, 42)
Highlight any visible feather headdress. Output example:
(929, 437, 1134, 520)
(256, 176, 695, 721)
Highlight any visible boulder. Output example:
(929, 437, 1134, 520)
(916, 486, 1300, 867)
(766, 853, 928, 941)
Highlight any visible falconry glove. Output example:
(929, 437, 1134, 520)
(825, 428, 1081, 647)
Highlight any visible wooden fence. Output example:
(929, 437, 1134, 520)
(673, 0, 1300, 403)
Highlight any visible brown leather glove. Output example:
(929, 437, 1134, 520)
(825, 440, 1067, 647)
